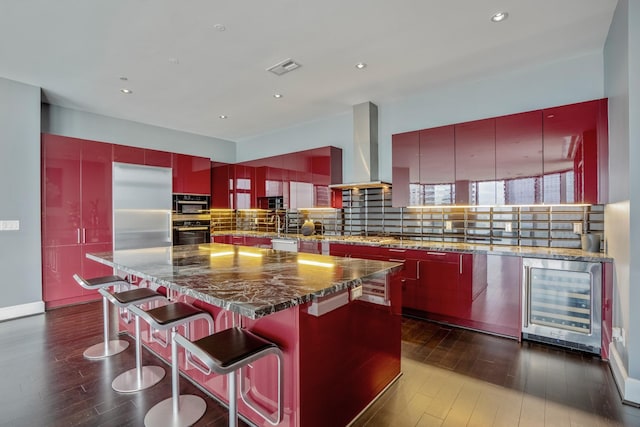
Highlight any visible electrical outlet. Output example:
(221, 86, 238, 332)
(573, 222, 583, 234)
(0, 220, 19, 231)
(445, 220, 452, 231)
(505, 223, 512, 232)
(351, 285, 363, 299)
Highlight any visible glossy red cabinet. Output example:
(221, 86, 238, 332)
(391, 131, 420, 207)
(495, 111, 543, 204)
(455, 119, 496, 205)
(41, 134, 113, 308)
(172, 153, 211, 195)
(542, 99, 608, 204)
(391, 98, 608, 206)
(419, 126, 455, 206)
(113, 144, 145, 164)
(144, 148, 173, 167)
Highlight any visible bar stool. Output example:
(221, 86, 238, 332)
(98, 287, 167, 392)
(72, 274, 131, 359)
(127, 302, 214, 427)
(171, 327, 284, 427)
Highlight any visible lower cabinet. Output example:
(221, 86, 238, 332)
(329, 242, 521, 339)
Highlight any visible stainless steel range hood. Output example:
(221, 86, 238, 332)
(330, 101, 391, 190)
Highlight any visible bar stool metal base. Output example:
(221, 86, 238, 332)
(112, 365, 165, 393)
(83, 340, 129, 360)
(144, 395, 206, 427)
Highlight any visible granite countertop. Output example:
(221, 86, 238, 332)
(212, 231, 613, 262)
(86, 243, 403, 319)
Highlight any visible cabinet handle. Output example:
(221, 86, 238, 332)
(417, 260, 421, 280)
(426, 251, 446, 256)
(77, 228, 81, 244)
(459, 254, 463, 275)
(82, 228, 86, 244)
(388, 258, 406, 263)
(389, 248, 406, 253)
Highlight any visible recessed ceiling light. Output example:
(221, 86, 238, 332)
(273, 93, 283, 99)
(355, 62, 367, 69)
(491, 11, 508, 22)
(214, 24, 226, 32)
(120, 88, 132, 94)
(119, 76, 128, 81)
(219, 115, 228, 119)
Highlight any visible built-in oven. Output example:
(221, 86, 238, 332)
(172, 215, 211, 245)
(173, 194, 210, 214)
(522, 257, 602, 355)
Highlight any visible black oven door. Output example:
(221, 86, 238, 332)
(173, 227, 211, 246)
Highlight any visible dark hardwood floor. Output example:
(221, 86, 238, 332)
(1, 302, 639, 427)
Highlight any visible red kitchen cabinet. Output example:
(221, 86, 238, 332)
(244, 236, 272, 248)
(173, 153, 211, 195)
(542, 99, 608, 204)
(312, 146, 342, 208)
(42, 134, 113, 308)
(113, 144, 145, 164)
(419, 126, 455, 205)
(495, 111, 543, 204)
(455, 119, 496, 205)
(211, 162, 232, 208)
(418, 251, 463, 316)
(391, 131, 420, 207)
(144, 149, 173, 167)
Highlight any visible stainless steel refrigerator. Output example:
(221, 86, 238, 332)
(113, 162, 172, 250)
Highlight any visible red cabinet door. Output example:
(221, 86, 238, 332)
(145, 149, 173, 167)
(42, 134, 114, 307)
(542, 99, 607, 204)
(211, 162, 232, 208)
(81, 140, 112, 245)
(455, 119, 496, 205)
(418, 251, 461, 316)
(391, 131, 419, 207)
(113, 144, 145, 164)
(42, 134, 81, 247)
(495, 111, 543, 204)
(42, 245, 82, 302)
(173, 154, 211, 195)
(419, 125, 455, 205)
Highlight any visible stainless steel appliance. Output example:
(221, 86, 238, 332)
(173, 215, 211, 245)
(113, 163, 173, 250)
(522, 257, 602, 354)
(173, 194, 210, 214)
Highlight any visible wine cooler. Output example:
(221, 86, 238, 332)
(522, 258, 602, 355)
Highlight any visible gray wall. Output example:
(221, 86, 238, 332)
(42, 104, 236, 163)
(0, 77, 43, 311)
(236, 50, 605, 184)
(603, 0, 640, 400)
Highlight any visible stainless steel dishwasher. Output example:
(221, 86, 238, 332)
(522, 257, 602, 355)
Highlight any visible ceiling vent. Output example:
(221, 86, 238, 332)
(266, 58, 301, 76)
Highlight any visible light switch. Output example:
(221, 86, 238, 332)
(505, 223, 512, 232)
(573, 222, 583, 234)
(0, 220, 20, 231)
(445, 221, 452, 231)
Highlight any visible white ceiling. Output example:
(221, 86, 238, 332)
(0, 0, 617, 142)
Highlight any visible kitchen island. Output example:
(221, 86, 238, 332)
(87, 243, 403, 427)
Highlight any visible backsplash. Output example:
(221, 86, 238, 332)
(212, 187, 605, 250)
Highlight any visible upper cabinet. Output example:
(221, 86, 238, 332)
(495, 111, 543, 205)
(420, 126, 455, 205)
(221, 146, 343, 209)
(542, 99, 608, 204)
(392, 99, 608, 206)
(454, 119, 496, 205)
(172, 153, 211, 195)
(391, 131, 420, 207)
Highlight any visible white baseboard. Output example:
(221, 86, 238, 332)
(0, 301, 45, 322)
(609, 343, 640, 405)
